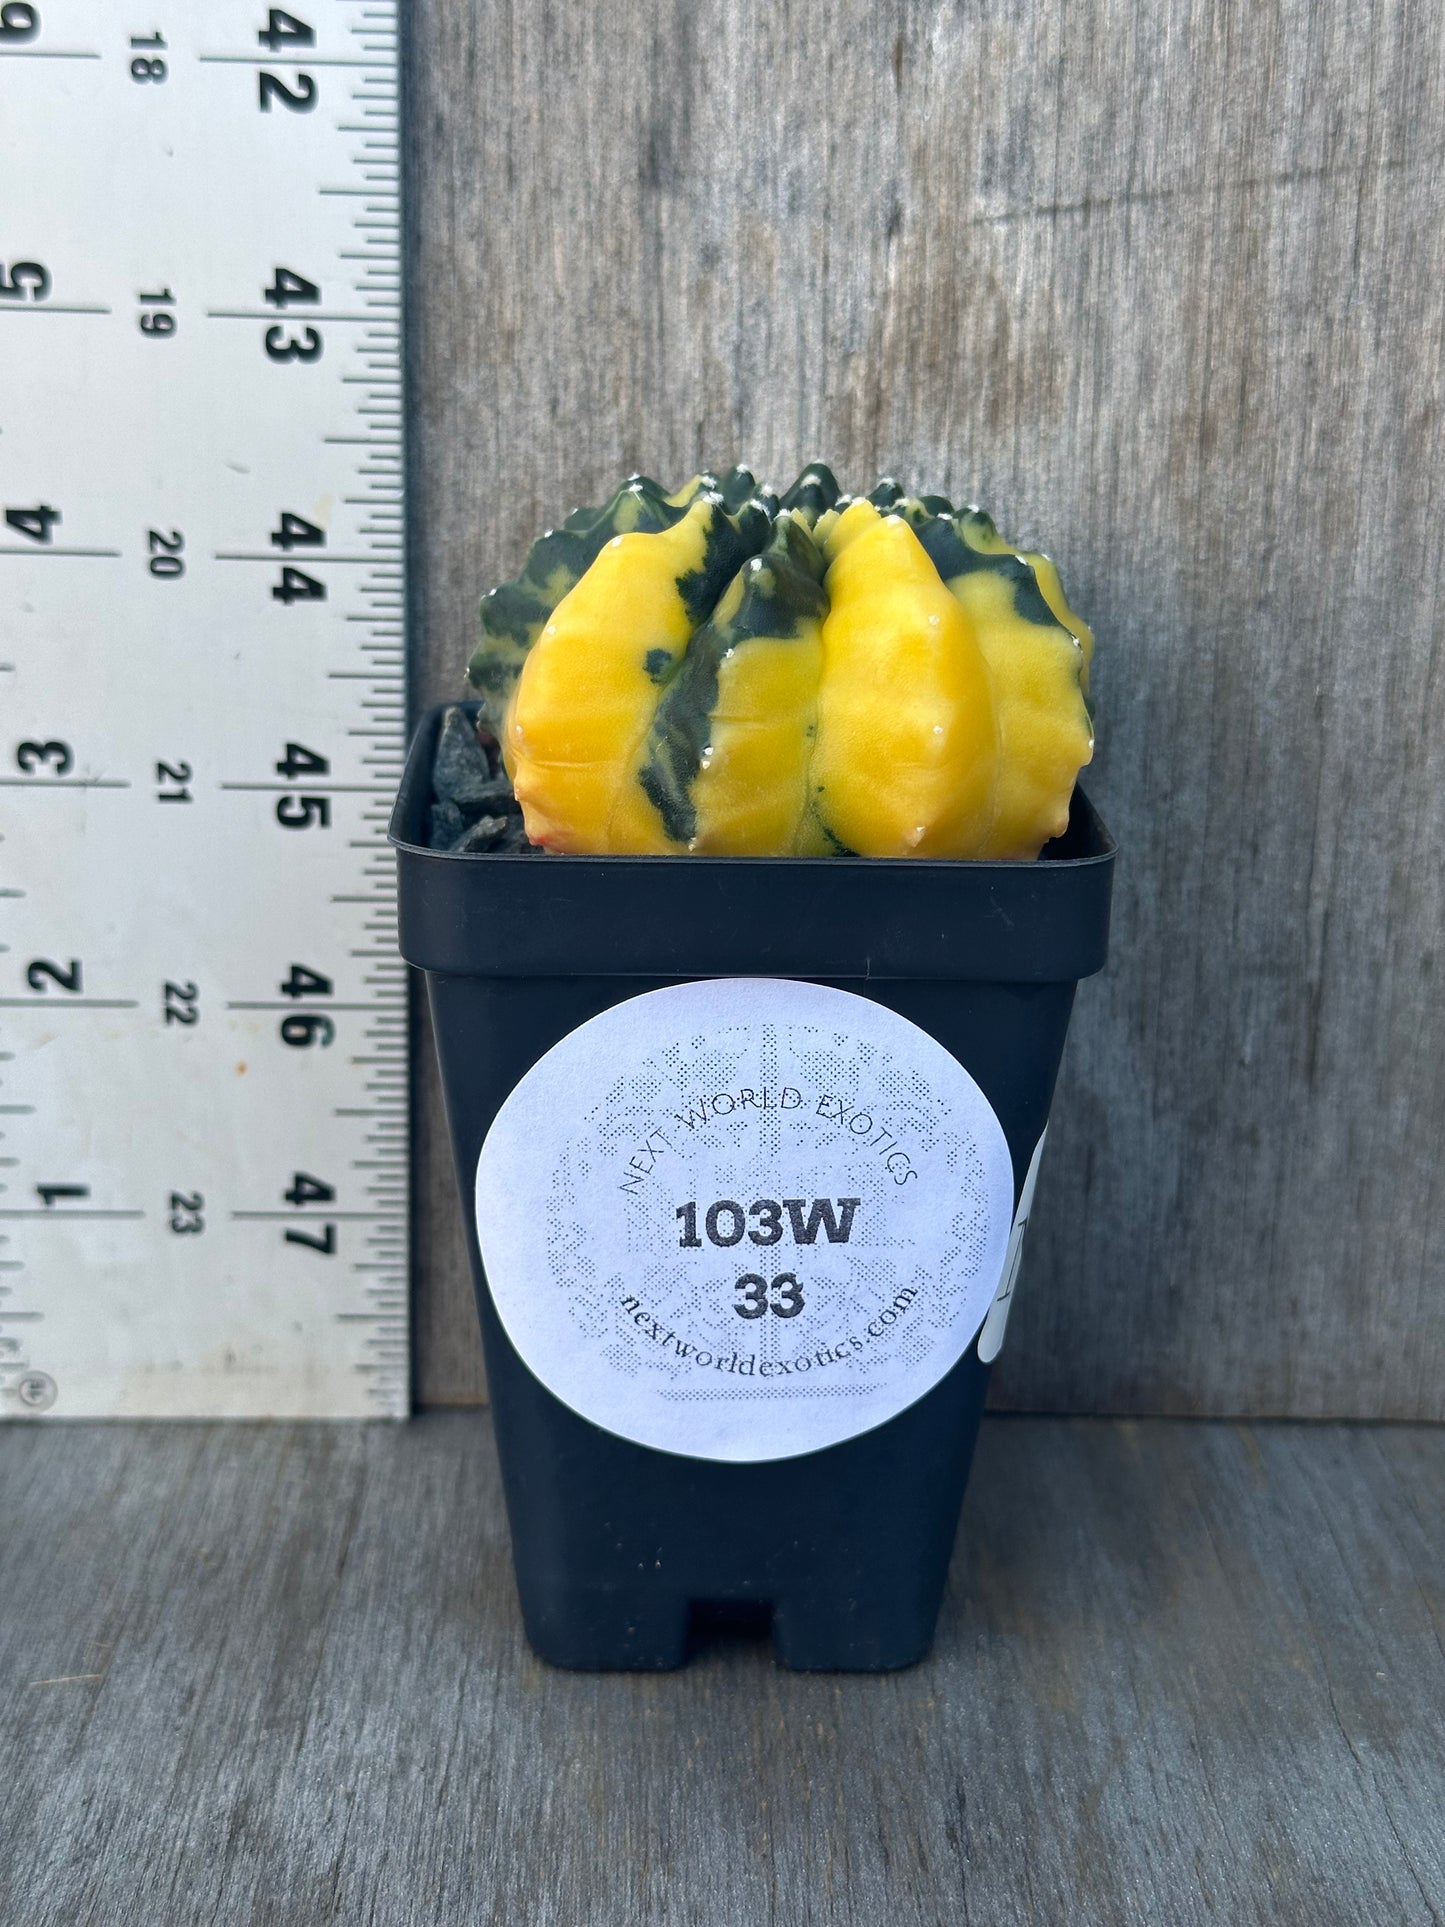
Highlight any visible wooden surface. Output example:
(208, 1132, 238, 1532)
(2, 1414, 1442, 1924)
(400, 3, 1445, 1414)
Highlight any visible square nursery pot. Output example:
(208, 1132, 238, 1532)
(393, 701, 1115, 1672)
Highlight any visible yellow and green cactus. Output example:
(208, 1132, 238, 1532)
(469, 463, 1094, 859)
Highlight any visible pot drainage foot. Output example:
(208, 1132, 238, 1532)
(771, 1595, 935, 1673)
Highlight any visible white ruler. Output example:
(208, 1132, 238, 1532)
(0, 0, 408, 1417)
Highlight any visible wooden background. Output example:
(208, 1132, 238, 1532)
(402, 1, 1444, 1418)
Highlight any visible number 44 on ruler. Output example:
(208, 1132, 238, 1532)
(1, 0, 408, 1418)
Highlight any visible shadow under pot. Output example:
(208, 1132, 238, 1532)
(392, 702, 1116, 1672)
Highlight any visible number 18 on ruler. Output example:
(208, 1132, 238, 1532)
(1, 0, 408, 1416)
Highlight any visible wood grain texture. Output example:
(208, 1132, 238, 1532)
(2, 1414, 1442, 1924)
(402, 2, 1445, 1414)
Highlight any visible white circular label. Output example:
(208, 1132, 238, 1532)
(474, 978, 1015, 1463)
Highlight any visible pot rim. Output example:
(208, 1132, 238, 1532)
(390, 701, 1115, 872)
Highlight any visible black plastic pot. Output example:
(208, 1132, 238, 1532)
(393, 702, 1115, 1671)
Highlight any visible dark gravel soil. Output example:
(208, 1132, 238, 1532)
(426, 705, 538, 853)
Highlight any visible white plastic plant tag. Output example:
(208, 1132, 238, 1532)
(474, 979, 1016, 1462)
(976, 1130, 1047, 1365)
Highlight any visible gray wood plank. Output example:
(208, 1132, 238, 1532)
(2, 1415, 1442, 1924)
(401, 1, 1445, 1415)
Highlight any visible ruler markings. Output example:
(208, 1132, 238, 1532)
(198, 55, 391, 66)
(1, 0, 409, 1421)
(206, 310, 388, 321)
(227, 1001, 383, 1012)
(233, 1211, 396, 1221)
